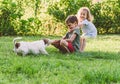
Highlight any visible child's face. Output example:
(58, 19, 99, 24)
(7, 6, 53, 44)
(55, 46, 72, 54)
(79, 10, 87, 21)
(67, 22, 77, 32)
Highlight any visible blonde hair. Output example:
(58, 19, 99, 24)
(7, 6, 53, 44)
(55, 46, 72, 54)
(77, 7, 94, 22)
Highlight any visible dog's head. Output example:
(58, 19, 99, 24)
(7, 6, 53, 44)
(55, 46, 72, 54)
(43, 38, 53, 46)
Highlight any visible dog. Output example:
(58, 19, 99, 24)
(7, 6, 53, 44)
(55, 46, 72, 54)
(13, 37, 52, 56)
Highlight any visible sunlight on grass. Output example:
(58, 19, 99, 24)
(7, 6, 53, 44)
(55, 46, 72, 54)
(0, 35, 120, 84)
(86, 35, 120, 53)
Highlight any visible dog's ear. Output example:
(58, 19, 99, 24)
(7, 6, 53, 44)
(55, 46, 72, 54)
(15, 43, 20, 48)
(43, 38, 48, 44)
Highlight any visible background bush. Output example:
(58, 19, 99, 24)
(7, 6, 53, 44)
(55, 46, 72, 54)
(0, 0, 23, 35)
(0, 0, 119, 36)
(48, 0, 120, 34)
(91, 0, 120, 34)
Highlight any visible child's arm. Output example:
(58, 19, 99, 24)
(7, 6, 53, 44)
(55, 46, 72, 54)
(65, 33, 76, 42)
(78, 22, 84, 28)
(62, 35, 66, 39)
(78, 19, 89, 28)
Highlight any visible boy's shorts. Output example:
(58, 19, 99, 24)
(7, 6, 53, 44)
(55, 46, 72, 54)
(51, 40, 75, 53)
(67, 42, 75, 53)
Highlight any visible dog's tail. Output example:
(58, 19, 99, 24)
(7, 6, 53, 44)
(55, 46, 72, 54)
(13, 37, 22, 44)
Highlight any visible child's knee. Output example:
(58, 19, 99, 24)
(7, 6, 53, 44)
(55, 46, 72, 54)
(60, 40, 67, 46)
(60, 40, 64, 45)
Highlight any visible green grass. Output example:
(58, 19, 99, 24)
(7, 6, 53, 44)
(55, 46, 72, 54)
(0, 35, 120, 84)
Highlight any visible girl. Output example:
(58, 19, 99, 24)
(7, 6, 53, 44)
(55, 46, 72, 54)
(77, 7, 97, 52)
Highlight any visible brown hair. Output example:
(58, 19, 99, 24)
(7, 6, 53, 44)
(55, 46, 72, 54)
(65, 15, 78, 24)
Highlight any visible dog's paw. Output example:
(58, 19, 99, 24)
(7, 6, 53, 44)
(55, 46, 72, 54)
(43, 53, 49, 56)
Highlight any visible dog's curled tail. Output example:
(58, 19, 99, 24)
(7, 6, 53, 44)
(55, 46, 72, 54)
(13, 37, 22, 44)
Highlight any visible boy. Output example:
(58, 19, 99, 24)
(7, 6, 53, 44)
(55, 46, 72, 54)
(51, 15, 80, 53)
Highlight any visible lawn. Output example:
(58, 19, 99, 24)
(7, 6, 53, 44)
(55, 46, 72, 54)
(0, 35, 120, 84)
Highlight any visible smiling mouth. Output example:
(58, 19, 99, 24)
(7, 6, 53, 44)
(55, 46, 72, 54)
(80, 17, 84, 19)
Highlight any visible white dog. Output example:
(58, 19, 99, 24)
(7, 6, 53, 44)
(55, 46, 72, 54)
(13, 37, 52, 56)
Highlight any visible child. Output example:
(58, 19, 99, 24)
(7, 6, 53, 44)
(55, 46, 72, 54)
(51, 15, 80, 53)
(77, 7, 97, 52)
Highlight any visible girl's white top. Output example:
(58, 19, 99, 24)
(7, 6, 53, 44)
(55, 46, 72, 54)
(79, 19, 97, 38)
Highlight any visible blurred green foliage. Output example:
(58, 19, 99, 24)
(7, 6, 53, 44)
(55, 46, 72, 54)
(0, 0, 119, 36)
(48, 0, 91, 22)
(48, 0, 120, 34)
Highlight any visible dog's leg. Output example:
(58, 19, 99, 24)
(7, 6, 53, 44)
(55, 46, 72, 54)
(34, 50, 40, 54)
(22, 51, 27, 56)
(40, 49, 49, 55)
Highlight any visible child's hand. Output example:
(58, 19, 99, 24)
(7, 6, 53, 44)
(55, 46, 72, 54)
(60, 39, 64, 45)
(78, 22, 83, 28)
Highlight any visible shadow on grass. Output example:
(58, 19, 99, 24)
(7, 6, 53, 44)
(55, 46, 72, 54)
(47, 48, 120, 61)
(79, 51, 120, 60)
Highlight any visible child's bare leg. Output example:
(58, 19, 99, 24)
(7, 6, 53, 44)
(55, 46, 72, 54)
(60, 39, 68, 47)
(51, 39, 70, 53)
(60, 39, 70, 53)
(80, 38, 86, 52)
(81, 38, 86, 52)
(80, 38, 83, 52)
